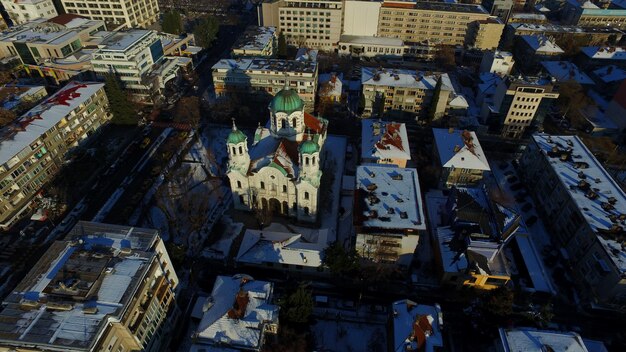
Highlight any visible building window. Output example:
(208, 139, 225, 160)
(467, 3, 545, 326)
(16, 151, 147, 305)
(304, 191, 309, 200)
(283, 185, 287, 193)
(237, 181, 242, 188)
(260, 182, 265, 189)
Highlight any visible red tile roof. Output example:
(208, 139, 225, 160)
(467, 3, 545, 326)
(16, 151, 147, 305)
(375, 122, 405, 152)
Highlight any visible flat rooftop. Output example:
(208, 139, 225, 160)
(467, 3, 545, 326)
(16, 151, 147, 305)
(361, 119, 411, 162)
(361, 67, 453, 90)
(0, 81, 104, 168)
(354, 164, 426, 231)
(212, 58, 317, 74)
(532, 134, 626, 273)
(339, 35, 404, 47)
(499, 328, 590, 352)
(0, 222, 159, 351)
(0, 17, 102, 45)
(383, 1, 488, 14)
(236, 229, 327, 268)
(98, 29, 151, 51)
(509, 22, 624, 34)
(232, 26, 275, 52)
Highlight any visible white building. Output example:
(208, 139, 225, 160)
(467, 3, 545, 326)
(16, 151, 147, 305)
(432, 128, 490, 188)
(338, 35, 406, 58)
(91, 29, 184, 102)
(361, 119, 411, 168)
(59, 0, 160, 30)
(497, 328, 606, 352)
(342, 0, 382, 37)
(232, 26, 276, 57)
(0, 0, 57, 25)
(479, 50, 515, 75)
(227, 88, 329, 223)
(191, 275, 279, 352)
(353, 164, 426, 267)
(391, 300, 443, 352)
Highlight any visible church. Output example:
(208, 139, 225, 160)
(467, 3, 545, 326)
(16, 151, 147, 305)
(226, 88, 329, 223)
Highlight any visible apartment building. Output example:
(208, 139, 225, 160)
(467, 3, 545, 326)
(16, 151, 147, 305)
(467, 18, 504, 50)
(519, 134, 626, 310)
(231, 26, 276, 58)
(361, 119, 411, 167)
(481, 0, 512, 21)
(478, 73, 559, 139)
(259, 0, 343, 50)
(91, 29, 184, 102)
(505, 23, 623, 50)
(562, 0, 626, 28)
(361, 67, 454, 120)
(0, 0, 58, 25)
(514, 35, 564, 73)
(432, 128, 490, 188)
(377, 1, 503, 50)
(212, 58, 318, 111)
(0, 82, 110, 230)
(479, 50, 515, 75)
(353, 164, 426, 267)
(342, 0, 382, 37)
(0, 221, 180, 351)
(59, 0, 160, 30)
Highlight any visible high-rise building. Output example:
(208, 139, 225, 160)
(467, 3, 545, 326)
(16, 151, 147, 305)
(0, 0, 58, 25)
(0, 82, 111, 229)
(0, 221, 180, 351)
(59, 0, 160, 30)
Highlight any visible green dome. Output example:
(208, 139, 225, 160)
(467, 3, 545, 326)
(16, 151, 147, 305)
(227, 128, 247, 144)
(300, 139, 319, 155)
(270, 88, 304, 114)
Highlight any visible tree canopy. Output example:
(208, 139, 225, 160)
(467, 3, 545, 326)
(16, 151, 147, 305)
(280, 285, 314, 324)
(277, 32, 288, 58)
(193, 16, 219, 49)
(162, 10, 183, 35)
(104, 74, 138, 125)
(174, 96, 201, 128)
(323, 241, 360, 276)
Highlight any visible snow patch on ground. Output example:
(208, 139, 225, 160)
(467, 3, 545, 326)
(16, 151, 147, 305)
(312, 320, 386, 352)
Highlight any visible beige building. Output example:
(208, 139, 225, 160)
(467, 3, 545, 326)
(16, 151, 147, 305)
(259, 0, 343, 50)
(212, 58, 318, 111)
(377, 1, 503, 49)
(0, 82, 111, 230)
(0, 221, 180, 351)
(467, 18, 504, 50)
(432, 128, 490, 188)
(361, 67, 454, 120)
(519, 135, 626, 311)
(59, 0, 160, 30)
(0, 0, 58, 25)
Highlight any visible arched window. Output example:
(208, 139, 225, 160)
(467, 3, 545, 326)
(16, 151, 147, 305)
(236, 181, 242, 189)
(281, 119, 286, 128)
(312, 157, 315, 165)
(282, 185, 287, 193)
(291, 118, 296, 127)
(260, 181, 265, 189)
(231, 147, 236, 155)
(305, 157, 309, 166)
(304, 191, 309, 200)
(238, 146, 243, 154)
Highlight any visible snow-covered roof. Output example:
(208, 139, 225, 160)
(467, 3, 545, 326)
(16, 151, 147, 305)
(212, 57, 317, 74)
(236, 229, 327, 267)
(339, 34, 404, 47)
(581, 47, 626, 60)
(0, 81, 104, 167)
(361, 67, 453, 91)
(98, 29, 151, 51)
(432, 128, 490, 171)
(0, 221, 160, 350)
(531, 134, 626, 273)
(195, 275, 278, 350)
(499, 328, 591, 352)
(354, 164, 426, 231)
(232, 26, 275, 52)
(449, 95, 469, 109)
(436, 226, 469, 273)
(295, 48, 318, 62)
(361, 119, 411, 162)
(392, 300, 443, 352)
(318, 73, 343, 97)
(592, 65, 626, 83)
(541, 61, 594, 85)
(520, 35, 564, 54)
(510, 13, 547, 20)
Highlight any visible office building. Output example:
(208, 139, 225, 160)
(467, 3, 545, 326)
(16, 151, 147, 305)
(479, 50, 515, 75)
(0, 221, 180, 351)
(519, 134, 626, 310)
(353, 164, 426, 267)
(377, 1, 503, 50)
(338, 35, 406, 58)
(478, 73, 559, 138)
(432, 128, 490, 188)
(212, 58, 318, 111)
(505, 23, 623, 50)
(0, 82, 110, 230)
(481, 0, 512, 20)
(515, 35, 564, 73)
(361, 119, 411, 168)
(562, 0, 626, 28)
(342, 0, 382, 37)
(59, 0, 160, 30)
(361, 67, 454, 120)
(231, 26, 276, 58)
(0, 0, 58, 25)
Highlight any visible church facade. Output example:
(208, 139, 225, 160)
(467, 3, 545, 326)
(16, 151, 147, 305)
(226, 88, 329, 223)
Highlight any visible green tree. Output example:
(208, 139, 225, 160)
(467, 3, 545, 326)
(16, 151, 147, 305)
(193, 15, 219, 49)
(280, 285, 314, 324)
(104, 74, 137, 125)
(556, 81, 593, 129)
(0, 108, 16, 127)
(435, 45, 456, 71)
(483, 286, 514, 318)
(277, 32, 288, 58)
(174, 96, 201, 128)
(323, 241, 360, 276)
(162, 10, 183, 35)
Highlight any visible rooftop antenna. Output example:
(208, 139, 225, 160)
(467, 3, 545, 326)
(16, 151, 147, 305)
(232, 118, 237, 131)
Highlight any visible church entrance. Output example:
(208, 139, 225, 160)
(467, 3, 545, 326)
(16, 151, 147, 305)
(269, 198, 282, 215)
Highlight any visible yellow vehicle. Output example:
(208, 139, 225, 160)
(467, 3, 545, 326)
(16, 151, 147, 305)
(140, 137, 151, 149)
